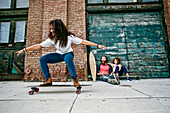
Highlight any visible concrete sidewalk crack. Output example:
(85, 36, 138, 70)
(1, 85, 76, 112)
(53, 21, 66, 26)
(69, 94, 79, 113)
(131, 87, 152, 98)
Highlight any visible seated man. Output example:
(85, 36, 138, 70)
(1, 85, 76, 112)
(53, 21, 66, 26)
(97, 55, 119, 84)
(111, 57, 132, 81)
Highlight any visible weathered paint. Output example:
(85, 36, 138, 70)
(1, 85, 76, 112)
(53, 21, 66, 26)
(0, 51, 24, 74)
(0, 5, 28, 79)
(87, 4, 162, 13)
(0, 10, 28, 17)
(87, 12, 169, 78)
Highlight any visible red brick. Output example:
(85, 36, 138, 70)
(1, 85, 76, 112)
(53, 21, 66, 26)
(164, 0, 170, 44)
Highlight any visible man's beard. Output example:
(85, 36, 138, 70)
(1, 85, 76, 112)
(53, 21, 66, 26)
(101, 61, 107, 65)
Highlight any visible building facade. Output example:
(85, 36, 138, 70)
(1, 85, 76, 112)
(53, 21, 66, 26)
(0, 0, 29, 80)
(0, 0, 169, 81)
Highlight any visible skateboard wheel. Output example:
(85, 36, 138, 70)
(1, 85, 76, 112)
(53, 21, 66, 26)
(76, 90, 81, 94)
(35, 88, 39, 92)
(28, 90, 34, 95)
(31, 87, 39, 92)
(76, 86, 81, 94)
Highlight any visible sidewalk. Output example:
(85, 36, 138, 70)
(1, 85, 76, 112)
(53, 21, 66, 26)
(0, 78, 170, 113)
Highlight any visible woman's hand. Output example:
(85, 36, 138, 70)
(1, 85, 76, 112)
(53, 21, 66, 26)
(98, 45, 107, 50)
(16, 49, 24, 56)
(97, 73, 103, 76)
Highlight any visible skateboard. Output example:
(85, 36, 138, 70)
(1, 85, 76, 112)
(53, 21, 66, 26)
(27, 84, 92, 95)
(89, 52, 96, 82)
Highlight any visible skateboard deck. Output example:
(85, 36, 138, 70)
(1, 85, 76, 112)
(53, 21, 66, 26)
(89, 52, 96, 82)
(27, 84, 92, 95)
(27, 84, 92, 88)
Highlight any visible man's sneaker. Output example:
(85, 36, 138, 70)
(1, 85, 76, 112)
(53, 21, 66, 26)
(108, 79, 117, 84)
(113, 74, 120, 85)
(127, 77, 132, 81)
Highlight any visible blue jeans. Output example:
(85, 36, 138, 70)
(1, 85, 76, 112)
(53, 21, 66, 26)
(39, 52, 77, 80)
(115, 65, 128, 76)
(100, 74, 115, 82)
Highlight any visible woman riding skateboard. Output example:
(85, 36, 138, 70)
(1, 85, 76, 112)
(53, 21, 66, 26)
(17, 19, 106, 88)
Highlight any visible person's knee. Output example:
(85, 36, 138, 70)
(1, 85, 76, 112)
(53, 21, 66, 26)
(122, 65, 126, 69)
(39, 56, 46, 63)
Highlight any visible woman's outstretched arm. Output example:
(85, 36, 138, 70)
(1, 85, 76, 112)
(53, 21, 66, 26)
(81, 39, 106, 49)
(16, 44, 43, 55)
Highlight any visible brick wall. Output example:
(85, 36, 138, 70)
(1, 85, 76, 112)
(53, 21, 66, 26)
(24, 0, 44, 81)
(24, 0, 86, 81)
(67, 0, 87, 80)
(164, 0, 170, 74)
(164, 0, 170, 46)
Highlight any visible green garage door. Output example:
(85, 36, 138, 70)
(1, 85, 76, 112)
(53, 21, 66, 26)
(87, 12, 169, 78)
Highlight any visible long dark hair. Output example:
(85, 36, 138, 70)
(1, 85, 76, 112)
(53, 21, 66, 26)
(113, 57, 121, 64)
(48, 19, 74, 47)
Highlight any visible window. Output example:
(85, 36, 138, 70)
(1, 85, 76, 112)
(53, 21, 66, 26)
(14, 21, 26, 42)
(0, 0, 29, 9)
(0, 0, 11, 9)
(0, 22, 10, 43)
(109, 0, 137, 3)
(16, 0, 29, 8)
(0, 21, 27, 44)
(88, 0, 103, 3)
